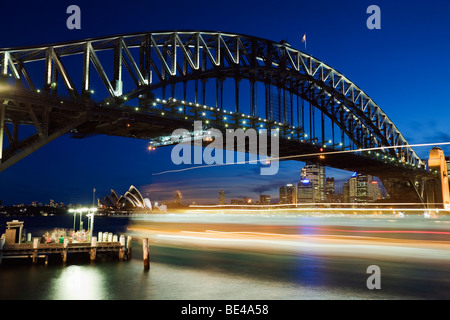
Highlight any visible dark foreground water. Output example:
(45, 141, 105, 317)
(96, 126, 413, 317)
(1, 213, 450, 300)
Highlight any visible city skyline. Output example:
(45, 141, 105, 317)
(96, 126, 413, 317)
(0, 0, 449, 206)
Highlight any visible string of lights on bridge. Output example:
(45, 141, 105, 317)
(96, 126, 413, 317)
(30, 84, 437, 173)
(138, 97, 443, 173)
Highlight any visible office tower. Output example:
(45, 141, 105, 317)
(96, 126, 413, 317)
(346, 173, 379, 203)
(280, 184, 297, 204)
(298, 179, 315, 203)
(326, 177, 335, 202)
(219, 190, 225, 205)
(174, 191, 182, 205)
(368, 180, 382, 201)
(343, 182, 350, 203)
(260, 194, 271, 205)
(300, 162, 326, 202)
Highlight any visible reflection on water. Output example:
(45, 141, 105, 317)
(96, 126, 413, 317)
(49, 265, 105, 300)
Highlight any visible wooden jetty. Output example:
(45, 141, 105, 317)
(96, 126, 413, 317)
(0, 235, 132, 264)
(0, 220, 133, 265)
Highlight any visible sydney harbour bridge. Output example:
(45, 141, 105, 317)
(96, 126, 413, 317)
(0, 31, 446, 207)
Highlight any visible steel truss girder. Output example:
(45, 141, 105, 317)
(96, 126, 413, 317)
(0, 31, 423, 169)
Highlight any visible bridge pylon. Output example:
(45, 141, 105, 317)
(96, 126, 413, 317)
(426, 147, 450, 211)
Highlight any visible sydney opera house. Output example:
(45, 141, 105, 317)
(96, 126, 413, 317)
(98, 185, 152, 211)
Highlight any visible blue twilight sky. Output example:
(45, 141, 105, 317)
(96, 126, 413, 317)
(0, 0, 449, 205)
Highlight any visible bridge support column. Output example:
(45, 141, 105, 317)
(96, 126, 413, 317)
(428, 147, 450, 210)
(0, 103, 4, 163)
(380, 176, 423, 205)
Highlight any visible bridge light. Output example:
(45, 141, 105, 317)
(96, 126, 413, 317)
(161, 112, 165, 116)
(36, 89, 41, 93)
(179, 107, 183, 111)
(202, 112, 206, 116)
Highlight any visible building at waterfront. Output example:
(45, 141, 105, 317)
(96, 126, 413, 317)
(300, 162, 326, 202)
(98, 185, 152, 210)
(219, 190, 225, 205)
(325, 177, 335, 202)
(231, 199, 245, 205)
(280, 184, 297, 204)
(174, 190, 182, 206)
(298, 179, 314, 203)
(343, 173, 382, 203)
(260, 194, 271, 205)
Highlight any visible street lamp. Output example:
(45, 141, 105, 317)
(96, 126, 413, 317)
(86, 207, 97, 241)
(68, 208, 77, 233)
(68, 207, 92, 239)
(78, 207, 89, 231)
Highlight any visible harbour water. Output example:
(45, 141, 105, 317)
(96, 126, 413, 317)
(1, 212, 450, 300)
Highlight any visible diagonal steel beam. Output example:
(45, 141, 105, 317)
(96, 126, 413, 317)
(0, 115, 87, 172)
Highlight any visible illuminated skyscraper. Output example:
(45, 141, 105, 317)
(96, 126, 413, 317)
(368, 181, 382, 201)
(279, 184, 297, 204)
(219, 190, 225, 205)
(346, 173, 380, 203)
(174, 191, 182, 206)
(260, 194, 271, 205)
(298, 179, 314, 203)
(300, 162, 326, 202)
(325, 177, 335, 202)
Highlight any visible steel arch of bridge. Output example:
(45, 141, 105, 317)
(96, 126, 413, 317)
(0, 31, 424, 172)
